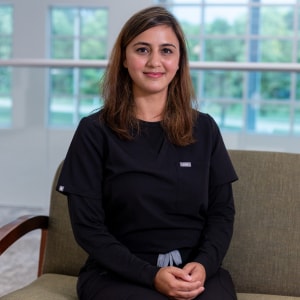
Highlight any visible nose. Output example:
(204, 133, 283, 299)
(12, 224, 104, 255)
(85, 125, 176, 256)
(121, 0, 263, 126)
(147, 51, 161, 67)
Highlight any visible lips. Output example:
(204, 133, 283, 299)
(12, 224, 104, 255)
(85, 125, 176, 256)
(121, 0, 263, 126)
(144, 72, 164, 78)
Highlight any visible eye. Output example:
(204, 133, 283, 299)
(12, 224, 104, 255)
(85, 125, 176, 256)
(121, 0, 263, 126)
(136, 47, 149, 54)
(161, 48, 173, 55)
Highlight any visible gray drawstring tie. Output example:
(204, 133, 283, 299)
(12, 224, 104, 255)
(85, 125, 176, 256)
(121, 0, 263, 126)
(157, 250, 182, 267)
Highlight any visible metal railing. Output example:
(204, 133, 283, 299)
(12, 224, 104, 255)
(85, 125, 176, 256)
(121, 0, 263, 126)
(1, 59, 300, 72)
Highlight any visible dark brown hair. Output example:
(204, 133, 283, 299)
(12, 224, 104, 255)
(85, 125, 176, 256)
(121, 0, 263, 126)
(100, 6, 197, 146)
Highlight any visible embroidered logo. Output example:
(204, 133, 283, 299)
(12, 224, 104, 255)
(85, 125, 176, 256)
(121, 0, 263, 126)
(179, 162, 192, 167)
(58, 185, 65, 192)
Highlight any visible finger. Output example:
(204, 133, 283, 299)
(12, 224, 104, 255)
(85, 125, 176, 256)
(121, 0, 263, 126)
(174, 285, 205, 300)
(174, 280, 203, 293)
(168, 267, 193, 282)
(182, 262, 195, 272)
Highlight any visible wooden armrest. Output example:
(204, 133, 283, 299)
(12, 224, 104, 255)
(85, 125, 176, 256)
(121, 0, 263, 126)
(0, 215, 49, 255)
(0, 215, 49, 276)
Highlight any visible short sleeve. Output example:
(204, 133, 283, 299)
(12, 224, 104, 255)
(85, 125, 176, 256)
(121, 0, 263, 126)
(56, 113, 105, 199)
(207, 115, 238, 187)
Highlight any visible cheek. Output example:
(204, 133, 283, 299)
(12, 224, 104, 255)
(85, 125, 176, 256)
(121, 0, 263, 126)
(124, 54, 144, 71)
(125, 61, 144, 81)
(166, 60, 180, 75)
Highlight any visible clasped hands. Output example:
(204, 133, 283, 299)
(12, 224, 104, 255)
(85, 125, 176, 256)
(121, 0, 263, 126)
(154, 262, 206, 300)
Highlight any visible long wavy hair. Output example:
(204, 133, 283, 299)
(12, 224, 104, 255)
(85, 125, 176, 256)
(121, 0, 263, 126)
(100, 6, 197, 146)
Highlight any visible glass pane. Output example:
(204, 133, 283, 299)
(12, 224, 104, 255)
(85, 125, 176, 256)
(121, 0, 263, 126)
(79, 69, 103, 95)
(0, 37, 11, 58)
(260, 6, 294, 36)
(0, 6, 13, 35)
(261, 0, 295, 4)
(203, 71, 243, 98)
(190, 70, 201, 97)
(0, 67, 11, 94)
(296, 41, 300, 63)
(260, 72, 291, 99)
(79, 97, 102, 119)
(51, 8, 76, 36)
(182, 22, 201, 38)
(80, 38, 106, 59)
(295, 107, 300, 134)
(51, 38, 74, 59)
(0, 67, 12, 127)
(49, 7, 108, 127)
(187, 38, 202, 60)
(80, 9, 108, 37)
(295, 73, 300, 100)
(0, 96, 12, 127)
(260, 40, 292, 62)
(172, 6, 202, 60)
(172, 0, 201, 3)
(50, 68, 74, 94)
(204, 39, 245, 61)
(205, 0, 247, 3)
(201, 102, 243, 131)
(0, 6, 12, 127)
(204, 6, 247, 35)
(171, 6, 201, 26)
(49, 96, 75, 126)
(255, 104, 290, 134)
(298, 9, 300, 33)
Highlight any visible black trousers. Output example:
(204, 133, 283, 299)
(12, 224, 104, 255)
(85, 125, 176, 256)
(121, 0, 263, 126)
(77, 268, 237, 300)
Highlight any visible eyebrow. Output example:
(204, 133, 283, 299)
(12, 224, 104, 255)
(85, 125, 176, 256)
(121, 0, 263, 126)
(132, 41, 177, 49)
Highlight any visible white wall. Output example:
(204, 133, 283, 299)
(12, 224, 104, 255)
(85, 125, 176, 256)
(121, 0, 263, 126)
(0, 0, 299, 209)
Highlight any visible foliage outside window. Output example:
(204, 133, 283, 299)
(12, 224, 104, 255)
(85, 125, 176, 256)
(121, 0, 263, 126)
(0, 5, 13, 128)
(49, 7, 108, 127)
(156, 0, 300, 135)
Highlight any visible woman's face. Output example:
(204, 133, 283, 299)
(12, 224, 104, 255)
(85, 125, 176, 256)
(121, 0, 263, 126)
(124, 25, 180, 98)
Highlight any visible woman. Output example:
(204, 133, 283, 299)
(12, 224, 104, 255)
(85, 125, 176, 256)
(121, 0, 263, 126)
(57, 6, 238, 300)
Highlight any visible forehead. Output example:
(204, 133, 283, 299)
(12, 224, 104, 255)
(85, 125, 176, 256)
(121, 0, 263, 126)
(129, 25, 179, 46)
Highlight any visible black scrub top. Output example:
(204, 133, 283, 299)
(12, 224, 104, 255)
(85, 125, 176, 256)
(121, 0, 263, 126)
(56, 110, 238, 287)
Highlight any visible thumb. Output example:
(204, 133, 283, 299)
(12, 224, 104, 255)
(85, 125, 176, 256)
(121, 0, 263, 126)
(169, 267, 192, 282)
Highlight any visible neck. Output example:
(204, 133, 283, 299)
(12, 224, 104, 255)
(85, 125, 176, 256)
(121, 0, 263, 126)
(134, 95, 166, 122)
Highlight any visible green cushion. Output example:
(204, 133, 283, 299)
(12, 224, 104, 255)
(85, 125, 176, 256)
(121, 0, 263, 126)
(224, 150, 300, 296)
(237, 293, 300, 300)
(41, 162, 87, 277)
(0, 274, 77, 300)
(1, 275, 299, 300)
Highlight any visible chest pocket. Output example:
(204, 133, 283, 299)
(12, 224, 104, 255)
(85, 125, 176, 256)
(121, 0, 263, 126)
(176, 161, 209, 215)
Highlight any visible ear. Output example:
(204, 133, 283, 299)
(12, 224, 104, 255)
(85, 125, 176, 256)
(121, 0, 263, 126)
(123, 59, 128, 68)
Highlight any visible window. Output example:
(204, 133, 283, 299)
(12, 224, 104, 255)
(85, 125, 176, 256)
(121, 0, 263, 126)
(156, 0, 300, 135)
(0, 5, 13, 127)
(48, 7, 108, 126)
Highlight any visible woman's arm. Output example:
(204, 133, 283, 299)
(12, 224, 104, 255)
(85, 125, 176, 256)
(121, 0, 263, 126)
(68, 194, 159, 287)
(193, 183, 235, 278)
